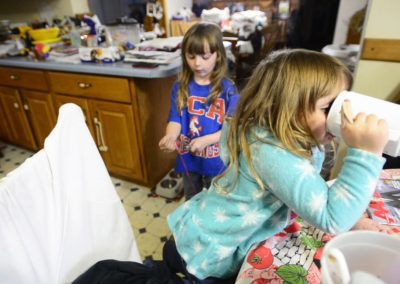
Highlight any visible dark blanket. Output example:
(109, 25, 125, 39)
(72, 259, 183, 284)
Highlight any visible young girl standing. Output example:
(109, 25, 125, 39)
(159, 22, 239, 200)
(164, 49, 389, 282)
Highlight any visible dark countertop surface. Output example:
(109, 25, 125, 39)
(0, 56, 181, 78)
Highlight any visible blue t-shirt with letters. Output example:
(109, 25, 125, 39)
(168, 79, 239, 176)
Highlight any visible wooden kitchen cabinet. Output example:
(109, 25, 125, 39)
(90, 100, 144, 180)
(0, 64, 176, 188)
(0, 67, 48, 91)
(49, 72, 145, 183)
(0, 86, 37, 150)
(0, 99, 12, 140)
(48, 71, 131, 103)
(20, 89, 57, 148)
(53, 94, 95, 136)
(0, 67, 56, 149)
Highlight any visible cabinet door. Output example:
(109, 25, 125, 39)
(21, 89, 57, 148)
(53, 94, 95, 138)
(0, 101, 11, 141)
(90, 100, 144, 181)
(0, 86, 37, 150)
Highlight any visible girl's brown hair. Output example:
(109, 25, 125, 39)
(216, 49, 353, 191)
(177, 22, 228, 113)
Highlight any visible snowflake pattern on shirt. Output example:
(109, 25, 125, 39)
(167, 122, 385, 280)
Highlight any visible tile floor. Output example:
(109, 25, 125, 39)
(0, 142, 184, 263)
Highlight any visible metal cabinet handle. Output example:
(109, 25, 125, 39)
(78, 82, 92, 89)
(10, 74, 20, 80)
(23, 104, 29, 110)
(93, 117, 108, 152)
(13, 102, 19, 109)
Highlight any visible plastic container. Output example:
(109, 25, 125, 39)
(106, 18, 141, 47)
(327, 91, 400, 157)
(321, 231, 400, 284)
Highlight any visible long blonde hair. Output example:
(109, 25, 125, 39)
(217, 49, 353, 190)
(177, 22, 228, 113)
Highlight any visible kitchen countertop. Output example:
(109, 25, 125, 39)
(0, 56, 182, 78)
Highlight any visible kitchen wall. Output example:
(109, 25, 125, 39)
(353, 0, 400, 100)
(70, 0, 90, 16)
(0, 0, 89, 23)
(331, 0, 400, 177)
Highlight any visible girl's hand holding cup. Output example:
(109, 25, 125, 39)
(340, 100, 389, 156)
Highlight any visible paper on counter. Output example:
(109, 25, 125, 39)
(124, 49, 181, 64)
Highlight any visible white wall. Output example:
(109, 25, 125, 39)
(352, 0, 400, 100)
(0, 0, 89, 24)
(70, 0, 90, 15)
(333, 0, 368, 44)
(332, 0, 400, 177)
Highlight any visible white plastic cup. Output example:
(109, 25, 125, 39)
(321, 231, 400, 284)
(327, 91, 400, 157)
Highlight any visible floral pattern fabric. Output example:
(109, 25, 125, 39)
(236, 217, 331, 284)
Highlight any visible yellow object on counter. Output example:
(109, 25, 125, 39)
(32, 37, 62, 45)
(29, 27, 59, 41)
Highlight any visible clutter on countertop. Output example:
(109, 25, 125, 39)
(79, 46, 123, 63)
(0, 9, 182, 67)
(171, 7, 194, 21)
(135, 36, 182, 52)
(123, 37, 182, 65)
(0, 42, 15, 57)
(29, 27, 61, 44)
(106, 16, 141, 48)
(200, 7, 230, 26)
(124, 49, 180, 65)
(33, 43, 51, 60)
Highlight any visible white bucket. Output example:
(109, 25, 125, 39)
(321, 231, 400, 284)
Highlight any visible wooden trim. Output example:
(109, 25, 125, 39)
(361, 38, 400, 62)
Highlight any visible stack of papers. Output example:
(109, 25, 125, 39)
(135, 36, 183, 51)
(124, 49, 181, 65)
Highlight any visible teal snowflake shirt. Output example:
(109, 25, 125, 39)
(167, 122, 386, 280)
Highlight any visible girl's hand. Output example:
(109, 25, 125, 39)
(189, 137, 208, 153)
(159, 135, 177, 152)
(340, 100, 389, 156)
(352, 215, 397, 235)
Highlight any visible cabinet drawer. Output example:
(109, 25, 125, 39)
(0, 67, 48, 91)
(48, 72, 131, 103)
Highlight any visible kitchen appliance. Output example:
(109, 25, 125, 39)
(327, 91, 400, 157)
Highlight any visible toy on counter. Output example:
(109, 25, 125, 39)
(82, 15, 99, 47)
(79, 46, 123, 64)
(78, 14, 124, 63)
(33, 43, 51, 60)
